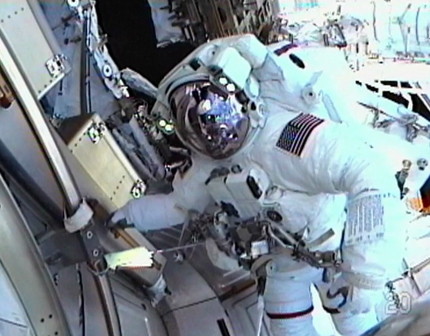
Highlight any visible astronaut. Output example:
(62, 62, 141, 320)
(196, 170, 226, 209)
(110, 34, 406, 336)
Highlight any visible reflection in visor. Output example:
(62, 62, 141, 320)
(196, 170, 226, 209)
(169, 82, 250, 159)
(196, 96, 243, 147)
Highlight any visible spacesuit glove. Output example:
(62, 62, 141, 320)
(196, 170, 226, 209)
(105, 209, 135, 230)
(213, 34, 284, 83)
(324, 273, 378, 315)
(223, 33, 270, 69)
(222, 34, 319, 112)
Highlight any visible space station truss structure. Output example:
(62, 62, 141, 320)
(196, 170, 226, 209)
(164, 0, 281, 45)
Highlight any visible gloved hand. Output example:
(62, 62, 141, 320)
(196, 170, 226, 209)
(221, 34, 327, 113)
(322, 273, 379, 315)
(105, 209, 135, 230)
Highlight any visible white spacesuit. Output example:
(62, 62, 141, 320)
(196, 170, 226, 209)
(269, 41, 430, 208)
(270, 41, 430, 322)
(111, 34, 406, 336)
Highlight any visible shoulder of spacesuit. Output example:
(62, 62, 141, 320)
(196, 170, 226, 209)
(258, 112, 345, 160)
(274, 113, 328, 158)
(253, 111, 380, 195)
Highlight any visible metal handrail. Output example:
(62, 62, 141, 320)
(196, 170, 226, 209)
(0, 26, 122, 336)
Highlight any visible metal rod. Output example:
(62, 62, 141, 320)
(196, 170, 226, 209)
(80, 9, 90, 116)
(94, 262, 123, 336)
(155, 242, 205, 254)
(0, 35, 81, 210)
(267, 226, 287, 248)
(270, 222, 298, 246)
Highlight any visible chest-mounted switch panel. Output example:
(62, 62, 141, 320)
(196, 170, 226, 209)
(206, 165, 270, 220)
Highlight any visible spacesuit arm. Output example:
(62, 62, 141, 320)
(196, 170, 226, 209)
(209, 34, 358, 117)
(111, 193, 188, 232)
(112, 161, 212, 232)
(316, 122, 405, 289)
(273, 117, 406, 289)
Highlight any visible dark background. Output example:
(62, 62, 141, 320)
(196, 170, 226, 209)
(96, 0, 196, 86)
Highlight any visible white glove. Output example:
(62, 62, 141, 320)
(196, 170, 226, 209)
(106, 209, 135, 229)
(226, 34, 326, 113)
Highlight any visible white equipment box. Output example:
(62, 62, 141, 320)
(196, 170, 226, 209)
(59, 113, 166, 287)
(60, 113, 146, 212)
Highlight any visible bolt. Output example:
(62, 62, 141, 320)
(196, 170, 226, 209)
(86, 231, 93, 239)
(402, 160, 412, 170)
(417, 158, 428, 171)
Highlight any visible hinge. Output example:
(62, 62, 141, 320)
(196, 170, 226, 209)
(45, 54, 67, 78)
(87, 122, 106, 144)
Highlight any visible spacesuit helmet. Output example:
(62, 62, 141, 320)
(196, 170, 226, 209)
(168, 81, 252, 160)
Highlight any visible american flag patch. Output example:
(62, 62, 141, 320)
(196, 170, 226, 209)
(276, 114, 324, 157)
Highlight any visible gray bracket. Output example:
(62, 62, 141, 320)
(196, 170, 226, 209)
(45, 54, 67, 78)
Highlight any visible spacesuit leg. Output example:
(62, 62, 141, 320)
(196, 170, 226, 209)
(330, 310, 378, 336)
(316, 280, 380, 336)
(264, 271, 320, 336)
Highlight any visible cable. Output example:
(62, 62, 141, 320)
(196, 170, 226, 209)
(80, 9, 91, 115)
(76, 264, 86, 336)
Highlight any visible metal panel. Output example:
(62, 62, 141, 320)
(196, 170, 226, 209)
(52, 263, 127, 336)
(0, 100, 64, 212)
(111, 276, 167, 336)
(221, 285, 272, 336)
(157, 260, 217, 315)
(163, 298, 235, 336)
(59, 114, 146, 213)
(56, 263, 127, 336)
(26, 0, 70, 56)
(51, 265, 85, 336)
(146, 227, 251, 297)
(0, 174, 71, 336)
(0, 34, 122, 335)
(222, 280, 339, 336)
(57, 113, 166, 287)
(158, 258, 237, 335)
(39, 261, 169, 336)
(52, 126, 166, 287)
(0, 0, 67, 98)
(0, 263, 34, 336)
(0, 32, 81, 209)
(114, 293, 167, 336)
(187, 247, 253, 298)
(116, 297, 159, 336)
(81, 265, 113, 336)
